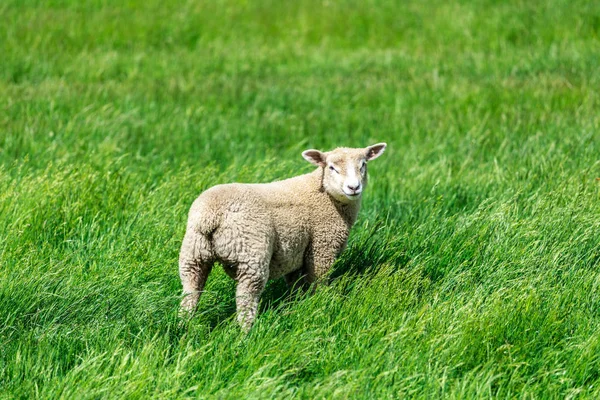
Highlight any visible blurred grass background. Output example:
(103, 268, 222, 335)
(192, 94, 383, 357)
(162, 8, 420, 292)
(1, 0, 600, 398)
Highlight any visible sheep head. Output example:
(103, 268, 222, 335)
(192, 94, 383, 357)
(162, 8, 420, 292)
(302, 143, 386, 204)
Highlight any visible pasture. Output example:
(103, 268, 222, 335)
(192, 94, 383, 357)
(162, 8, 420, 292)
(1, 0, 600, 397)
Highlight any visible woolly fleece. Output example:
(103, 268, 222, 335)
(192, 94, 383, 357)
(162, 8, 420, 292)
(179, 144, 386, 330)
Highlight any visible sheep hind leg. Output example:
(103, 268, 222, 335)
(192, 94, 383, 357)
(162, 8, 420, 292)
(235, 263, 268, 332)
(179, 229, 213, 317)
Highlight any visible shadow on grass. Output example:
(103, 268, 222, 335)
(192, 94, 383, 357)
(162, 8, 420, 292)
(260, 220, 409, 316)
(330, 220, 410, 281)
(177, 219, 407, 334)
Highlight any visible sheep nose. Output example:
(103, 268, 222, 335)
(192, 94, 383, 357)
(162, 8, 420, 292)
(347, 183, 361, 191)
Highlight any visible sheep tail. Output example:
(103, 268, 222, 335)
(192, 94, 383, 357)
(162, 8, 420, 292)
(185, 198, 222, 262)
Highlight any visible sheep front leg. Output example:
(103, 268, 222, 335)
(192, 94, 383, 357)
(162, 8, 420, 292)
(284, 269, 308, 293)
(304, 245, 338, 287)
(235, 264, 268, 332)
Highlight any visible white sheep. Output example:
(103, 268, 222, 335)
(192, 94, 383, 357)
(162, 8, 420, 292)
(179, 143, 387, 330)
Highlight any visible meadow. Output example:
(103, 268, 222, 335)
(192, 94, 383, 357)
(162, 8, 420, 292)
(1, 0, 600, 397)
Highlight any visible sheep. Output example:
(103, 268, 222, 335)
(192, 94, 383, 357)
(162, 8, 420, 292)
(178, 143, 387, 330)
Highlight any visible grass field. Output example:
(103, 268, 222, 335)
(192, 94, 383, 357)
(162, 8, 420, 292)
(2, 0, 600, 398)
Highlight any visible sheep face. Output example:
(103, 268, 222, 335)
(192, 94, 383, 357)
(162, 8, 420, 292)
(302, 143, 387, 204)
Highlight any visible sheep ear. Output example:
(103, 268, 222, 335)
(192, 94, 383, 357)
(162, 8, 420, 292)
(365, 143, 387, 161)
(302, 149, 326, 167)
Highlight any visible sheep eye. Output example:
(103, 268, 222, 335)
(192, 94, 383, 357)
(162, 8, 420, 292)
(329, 165, 339, 173)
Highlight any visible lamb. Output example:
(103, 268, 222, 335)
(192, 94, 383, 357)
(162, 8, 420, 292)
(178, 143, 387, 330)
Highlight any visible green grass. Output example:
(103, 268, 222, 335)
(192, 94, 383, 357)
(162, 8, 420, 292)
(1, 0, 600, 397)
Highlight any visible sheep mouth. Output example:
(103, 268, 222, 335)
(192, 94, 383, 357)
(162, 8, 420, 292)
(343, 191, 362, 198)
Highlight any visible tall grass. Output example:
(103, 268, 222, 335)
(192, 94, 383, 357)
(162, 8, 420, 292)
(1, 0, 600, 397)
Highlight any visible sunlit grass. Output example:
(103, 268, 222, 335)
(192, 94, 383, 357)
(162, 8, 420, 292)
(1, 0, 600, 398)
